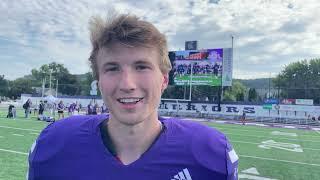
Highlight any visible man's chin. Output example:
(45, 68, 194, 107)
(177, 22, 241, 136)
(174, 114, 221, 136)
(110, 114, 144, 126)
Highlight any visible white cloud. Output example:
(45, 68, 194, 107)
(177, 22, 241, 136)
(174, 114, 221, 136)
(0, 0, 320, 80)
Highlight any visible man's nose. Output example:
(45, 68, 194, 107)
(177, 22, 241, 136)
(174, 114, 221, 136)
(119, 69, 136, 92)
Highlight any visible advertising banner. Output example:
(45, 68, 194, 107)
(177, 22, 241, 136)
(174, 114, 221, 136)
(295, 99, 313, 106)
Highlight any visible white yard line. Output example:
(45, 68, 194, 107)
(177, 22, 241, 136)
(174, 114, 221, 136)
(0, 148, 28, 155)
(239, 154, 320, 167)
(226, 132, 320, 143)
(0, 125, 40, 132)
(313, 129, 320, 135)
(12, 134, 24, 137)
(0, 118, 45, 123)
(29, 132, 39, 135)
(233, 140, 320, 151)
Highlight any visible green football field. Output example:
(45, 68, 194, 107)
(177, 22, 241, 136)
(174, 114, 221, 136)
(0, 108, 319, 180)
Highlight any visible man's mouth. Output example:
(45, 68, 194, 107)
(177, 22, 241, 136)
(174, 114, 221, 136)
(117, 98, 143, 104)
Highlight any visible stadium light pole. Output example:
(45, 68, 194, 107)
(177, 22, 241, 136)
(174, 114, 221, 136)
(41, 77, 46, 98)
(49, 69, 53, 95)
(189, 63, 194, 101)
(55, 79, 58, 97)
(221, 35, 234, 101)
(184, 82, 187, 99)
(268, 72, 271, 99)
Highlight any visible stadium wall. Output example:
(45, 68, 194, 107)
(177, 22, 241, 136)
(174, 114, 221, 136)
(159, 101, 320, 119)
(19, 94, 319, 119)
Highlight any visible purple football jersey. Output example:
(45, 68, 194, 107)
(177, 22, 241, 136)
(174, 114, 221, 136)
(28, 115, 238, 180)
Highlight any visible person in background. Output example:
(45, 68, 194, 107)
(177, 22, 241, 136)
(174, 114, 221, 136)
(79, 103, 82, 114)
(68, 102, 76, 116)
(23, 99, 32, 118)
(87, 101, 93, 115)
(57, 100, 65, 119)
(241, 111, 246, 125)
(7, 104, 15, 118)
(75, 101, 80, 114)
(92, 102, 99, 115)
(38, 101, 45, 116)
(101, 103, 108, 114)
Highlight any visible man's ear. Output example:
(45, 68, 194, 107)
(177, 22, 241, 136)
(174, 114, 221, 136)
(161, 74, 169, 93)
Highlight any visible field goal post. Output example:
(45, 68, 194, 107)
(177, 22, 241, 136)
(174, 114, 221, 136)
(160, 98, 191, 116)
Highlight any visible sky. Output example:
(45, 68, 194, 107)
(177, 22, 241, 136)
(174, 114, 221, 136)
(1, 0, 319, 80)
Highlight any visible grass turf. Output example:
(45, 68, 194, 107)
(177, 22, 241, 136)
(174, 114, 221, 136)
(0, 108, 319, 180)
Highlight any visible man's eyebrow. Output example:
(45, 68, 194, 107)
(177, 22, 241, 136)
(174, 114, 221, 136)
(102, 62, 118, 67)
(134, 60, 153, 65)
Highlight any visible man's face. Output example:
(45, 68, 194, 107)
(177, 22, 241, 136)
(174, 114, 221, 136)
(97, 43, 168, 125)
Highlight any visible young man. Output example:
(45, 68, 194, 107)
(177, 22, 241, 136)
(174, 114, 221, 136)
(101, 102, 108, 114)
(23, 99, 32, 118)
(38, 101, 45, 115)
(87, 101, 94, 115)
(57, 100, 65, 119)
(28, 13, 238, 180)
(241, 111, 246, 125)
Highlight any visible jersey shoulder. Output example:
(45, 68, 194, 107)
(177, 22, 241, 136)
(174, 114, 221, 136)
(29, 115, 107, 163)
(163, 118, 238, 176)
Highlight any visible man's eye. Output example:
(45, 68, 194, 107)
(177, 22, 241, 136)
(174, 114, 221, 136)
(105, 67, 119, 72)
(136, 65, 149, 70)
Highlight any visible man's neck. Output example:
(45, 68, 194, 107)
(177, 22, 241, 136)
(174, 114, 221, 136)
(105, 115, 162, 165)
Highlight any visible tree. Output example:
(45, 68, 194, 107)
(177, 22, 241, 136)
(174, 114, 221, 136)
(0, 75, 9, 97)
(7, 78, 35, 99)
(162, 85, 185, 99)
(273, 58, 320, 103)
(223, 81, 247, 102)
(248, 88, 258, 102)
(58, 74, 79, 95)
(31, 62, 80, 95)
(80, 72, 96, 96)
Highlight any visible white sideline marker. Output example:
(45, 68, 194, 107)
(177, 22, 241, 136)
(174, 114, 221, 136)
(312, 128, 320, 135)
(284, 126, 296, 129)
(258, 140, 303, 152)
(12, 134, 24, 137)
(241, 167, 260, 175)
(255, 123, 268, 127)
(271, 131, 297, 137)
(239, 167, 278, 180)
(239, 173, 278, 180)
(215, 121, 227, 124)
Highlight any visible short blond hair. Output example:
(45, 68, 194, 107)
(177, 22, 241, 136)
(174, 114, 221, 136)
(88, 13, 172, 80)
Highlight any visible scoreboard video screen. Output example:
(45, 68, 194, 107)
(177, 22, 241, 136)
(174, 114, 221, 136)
(169, 48, 232, 86)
